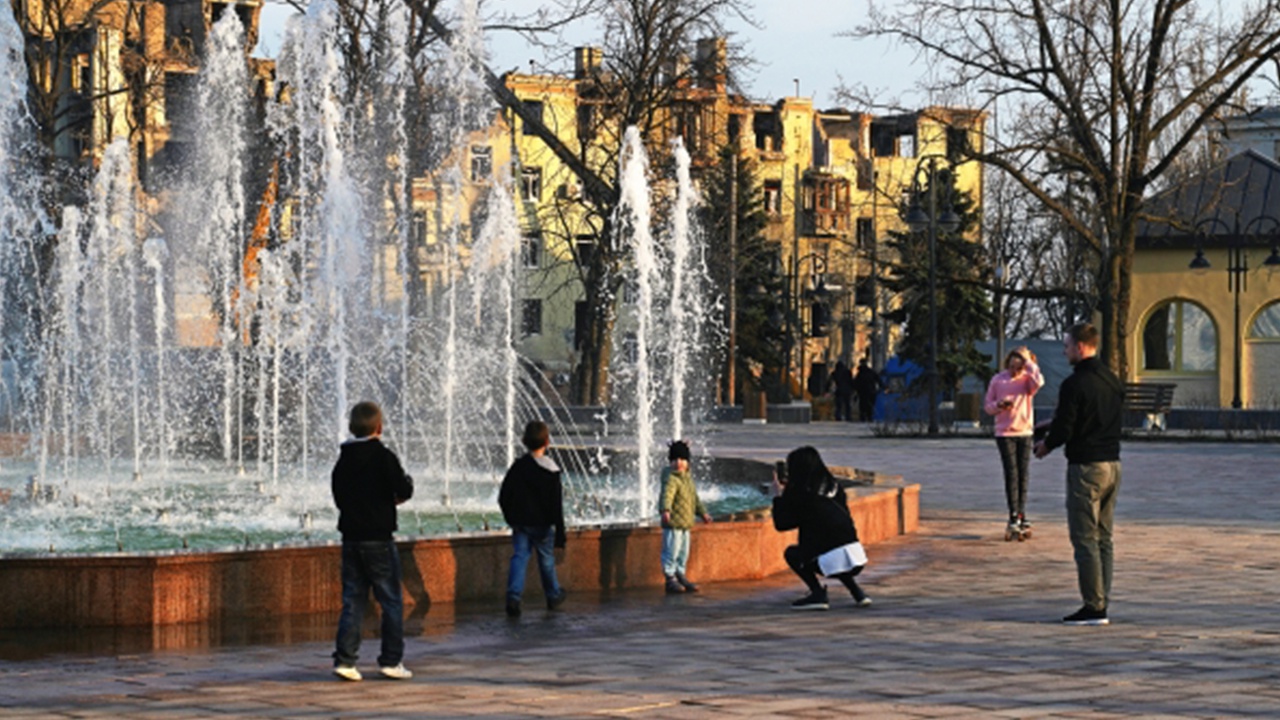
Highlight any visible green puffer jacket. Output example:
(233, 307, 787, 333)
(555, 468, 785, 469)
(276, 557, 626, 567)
(660, 467, 707, 530)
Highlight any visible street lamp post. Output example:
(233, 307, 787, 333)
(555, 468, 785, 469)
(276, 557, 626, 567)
(1192, 215, 1280, 410)
(787, 252, 828, 400)
(904, 156, 960, 436)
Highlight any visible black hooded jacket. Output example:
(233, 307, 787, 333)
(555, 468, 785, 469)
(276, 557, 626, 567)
(498, 453, 567, 547)
(331, 437, 414, 541)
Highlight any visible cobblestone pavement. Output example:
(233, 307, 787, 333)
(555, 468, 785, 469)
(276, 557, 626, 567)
(2, 425, 1278, 719)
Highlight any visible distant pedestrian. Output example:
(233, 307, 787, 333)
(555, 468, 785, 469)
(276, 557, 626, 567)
(499, 420, 568, 618)
(659, 440, 713, 594)
(828, 361, 855, 422)
(853, 360, 881, 422)
(984, 346, 1045, 540)
(331, 401, 415, 682)
(1034, 323, 1123, 626)
(771, 446, 871, 610)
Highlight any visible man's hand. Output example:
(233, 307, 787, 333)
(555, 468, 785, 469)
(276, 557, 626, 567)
(1033, 440, 1049, 459)
(701, 513, 713, 524)
(661, 511, 671, 524)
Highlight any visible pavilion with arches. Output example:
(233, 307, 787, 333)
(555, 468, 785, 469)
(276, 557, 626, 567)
(1133, 150, 1280, 409)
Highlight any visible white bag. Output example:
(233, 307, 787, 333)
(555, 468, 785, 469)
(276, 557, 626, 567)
(817, 541, 868, 576)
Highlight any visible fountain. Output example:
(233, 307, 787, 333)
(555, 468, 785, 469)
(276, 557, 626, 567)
(0, 0, 728, 556)
(0, 0, 919, 630)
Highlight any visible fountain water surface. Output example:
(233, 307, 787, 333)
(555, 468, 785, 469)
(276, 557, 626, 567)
(0, 0, 733, 555)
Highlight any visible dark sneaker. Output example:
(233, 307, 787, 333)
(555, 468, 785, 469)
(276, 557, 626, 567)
(505, 599, 521, 617)
(1062, 606, 1109, 626)
(790, 591, 830, 611)
(665, 576, 685, 594)
(676, 573, 699, 593)
(546, 589, 567, 611)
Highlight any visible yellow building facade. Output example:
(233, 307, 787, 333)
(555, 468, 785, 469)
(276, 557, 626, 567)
(1132, 150, 1280, 409)
(435, 41, 985, 399)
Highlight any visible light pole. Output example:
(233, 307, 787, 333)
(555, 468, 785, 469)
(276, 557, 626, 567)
(1191, 215, 1280, 409)
(787, 252, 828, 400)
(903, 156, 960, 436)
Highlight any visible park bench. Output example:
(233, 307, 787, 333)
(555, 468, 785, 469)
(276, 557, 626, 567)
(1124, 382, 1176, 431)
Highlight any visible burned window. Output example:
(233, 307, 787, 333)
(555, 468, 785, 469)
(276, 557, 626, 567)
(946, 126, 972, 162)
(575, 235, 595, 268)
(856, 218, 875, 249)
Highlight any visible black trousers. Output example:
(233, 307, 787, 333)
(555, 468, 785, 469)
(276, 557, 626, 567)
(996, 436, 1032, 519)
(784, 544, 865, 600)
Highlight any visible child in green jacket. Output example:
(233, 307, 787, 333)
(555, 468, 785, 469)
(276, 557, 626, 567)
(660, 440, 713, 593)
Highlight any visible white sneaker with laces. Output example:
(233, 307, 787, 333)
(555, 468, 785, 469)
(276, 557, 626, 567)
(333, 665, 362, 682)
(380, 663, 413, 680)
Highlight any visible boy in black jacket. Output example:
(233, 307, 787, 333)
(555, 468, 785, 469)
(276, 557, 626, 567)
(498, 420, 567, 618)
(331, 401, 414, 681)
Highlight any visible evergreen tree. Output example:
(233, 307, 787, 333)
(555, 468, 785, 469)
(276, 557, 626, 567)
(700, 144, 788, 401)
(883, 168, 992, 395)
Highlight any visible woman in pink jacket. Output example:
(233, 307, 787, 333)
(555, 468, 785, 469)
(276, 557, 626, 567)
(984, 346, 1044, 540)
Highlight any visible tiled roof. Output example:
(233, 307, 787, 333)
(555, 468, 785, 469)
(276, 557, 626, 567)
(1136, 150, 1280, 248)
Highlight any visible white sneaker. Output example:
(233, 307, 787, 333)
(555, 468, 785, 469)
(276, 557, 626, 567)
(855, 596, 873, 608)
(380, 663, 413, 680)
(333, 665, 362, 682)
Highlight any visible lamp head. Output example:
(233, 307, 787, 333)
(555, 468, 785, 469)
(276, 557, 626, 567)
(904, 202, 929, 233)
(1264, 245, 1280, 268)
(938, 208, 962, 233)
(1189, 247, 1211, 274)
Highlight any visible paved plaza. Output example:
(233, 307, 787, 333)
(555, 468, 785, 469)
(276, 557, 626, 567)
(2, 425, 1278, 718)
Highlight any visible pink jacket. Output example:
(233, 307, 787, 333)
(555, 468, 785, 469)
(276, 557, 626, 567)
(984, 361, 1044, 437)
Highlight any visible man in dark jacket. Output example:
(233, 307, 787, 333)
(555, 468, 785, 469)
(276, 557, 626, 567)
(853, 360, 881, 422)
(828, 361, 855, 422)
(331, 401, 414, 681)
(498, 420, 567, 617)
(1034, 323, 1123, 626)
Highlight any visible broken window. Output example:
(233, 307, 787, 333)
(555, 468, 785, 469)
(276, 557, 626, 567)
(521, 234, 541, 269)
(522, 100, 544, 135)
(522, 299, 543, 336)
(470, 145, 491, 181)
(763, 180, 782, 217)
(521, 166, 542, 202)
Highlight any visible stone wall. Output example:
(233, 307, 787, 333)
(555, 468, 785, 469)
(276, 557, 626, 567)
(0, 484, 918, 629)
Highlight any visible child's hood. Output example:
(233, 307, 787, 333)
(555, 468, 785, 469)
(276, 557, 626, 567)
(534, 454, 560, 473)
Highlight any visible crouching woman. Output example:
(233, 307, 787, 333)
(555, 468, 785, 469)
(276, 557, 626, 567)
(771, 446, 871, 611)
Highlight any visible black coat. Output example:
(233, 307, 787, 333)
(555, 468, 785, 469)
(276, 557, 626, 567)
(498, 453, 567, 547)
(772, 482, 858, 560)
(1043, 356, 1124, 464)
(331, 438, 414, 541)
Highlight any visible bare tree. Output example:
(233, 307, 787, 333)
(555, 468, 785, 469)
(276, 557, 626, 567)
(850, 0, 1280, 375)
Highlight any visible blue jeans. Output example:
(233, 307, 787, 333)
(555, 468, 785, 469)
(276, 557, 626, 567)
(661, 527, 691, 576)
(334, 540, 405, 667)
(507, 525, 561, 603)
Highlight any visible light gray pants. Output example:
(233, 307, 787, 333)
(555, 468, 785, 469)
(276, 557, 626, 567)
(1066, 461, 1121, 612)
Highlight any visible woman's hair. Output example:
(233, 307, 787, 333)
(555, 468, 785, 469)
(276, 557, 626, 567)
(784, 445, 835, 496)
(1004, 349, 1024, 370)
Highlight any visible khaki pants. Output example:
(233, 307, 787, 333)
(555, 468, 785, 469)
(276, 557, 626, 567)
(1066, 461, 1121, 611)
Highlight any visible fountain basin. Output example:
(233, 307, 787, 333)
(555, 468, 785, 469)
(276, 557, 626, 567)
(0, 467, 918, 629)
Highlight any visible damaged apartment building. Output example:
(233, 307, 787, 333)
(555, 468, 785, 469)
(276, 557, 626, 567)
(457, 36, 985, 399)
(15, 0, 275, 344)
